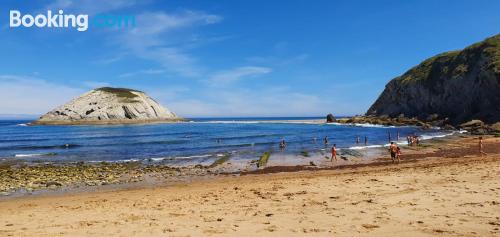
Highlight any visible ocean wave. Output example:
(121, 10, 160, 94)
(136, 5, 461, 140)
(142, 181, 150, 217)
(17, 123, 28, 126)
(354, 123, 396, 128)
(192, 120, 320, 125)
(14, 152, 57, 157)
(0, 138, 51, 143)
(420, 131, 456, 140)
(215, 133, 290, 141)
(135, 140, 189, 145)
(1, 144, 81, 151)
(325, 122, 398, 128)
(342, 131, 457, 150)
(86, 159, 140, 163)
(193, 121, 261, 124)
(149, 154, 214, 162)
(345, 145, 384, 150)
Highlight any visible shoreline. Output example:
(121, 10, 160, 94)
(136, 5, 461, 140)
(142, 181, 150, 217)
(1, 134, 496, 199)
(0, 136, 498, 236)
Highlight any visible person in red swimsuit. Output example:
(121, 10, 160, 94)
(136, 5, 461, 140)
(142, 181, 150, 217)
(331, 144, 337, 162)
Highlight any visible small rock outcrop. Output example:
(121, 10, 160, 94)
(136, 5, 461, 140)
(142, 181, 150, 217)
(326, 114, 336, 123)
(491, 122, 500, 133)
(32, 87, 181, 125)
(367, 34, 500, 125)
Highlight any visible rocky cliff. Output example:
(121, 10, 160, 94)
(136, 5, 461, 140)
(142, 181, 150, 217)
(32, 87, 181, 125)
(367, 34, 500, 125)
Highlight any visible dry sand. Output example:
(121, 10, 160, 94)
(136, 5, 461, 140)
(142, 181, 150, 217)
(0, 136, 499, 237)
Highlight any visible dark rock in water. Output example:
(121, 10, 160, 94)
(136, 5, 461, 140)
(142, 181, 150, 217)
(460, 119, 485, 128)
(460, 120, 490, 134)
(442, 124, 456, 130)
(326, 113, 336, 123)
(367, 34, 500, 126)
(338, 115, 433, 128)
(491, 122, 500, 132)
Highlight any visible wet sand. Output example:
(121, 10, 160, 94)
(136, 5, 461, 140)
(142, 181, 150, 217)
(0, 136, 499, 236)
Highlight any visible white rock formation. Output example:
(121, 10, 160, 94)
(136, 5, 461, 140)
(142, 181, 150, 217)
(33, 87, 180, 125)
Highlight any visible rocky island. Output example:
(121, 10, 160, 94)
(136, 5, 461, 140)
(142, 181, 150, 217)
(31, 87, 182, 125)
(367, 34, 500, 126)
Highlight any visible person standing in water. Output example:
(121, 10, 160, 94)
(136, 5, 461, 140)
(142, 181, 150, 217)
(279, 139, 286, 150)
(364, 136, 368, 145)
(479, 137, 487, 156)
(331, 144, 337, 162)
(356, 136, 360, 144)
(324, 136, 329, 145)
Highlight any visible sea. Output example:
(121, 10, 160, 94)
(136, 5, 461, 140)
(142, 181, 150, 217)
(0, 117, 456, 166)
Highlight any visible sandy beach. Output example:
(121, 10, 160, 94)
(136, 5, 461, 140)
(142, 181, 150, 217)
(0, 136, 499, 237)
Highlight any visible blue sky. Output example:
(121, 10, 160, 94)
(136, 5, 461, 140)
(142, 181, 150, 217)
(0, 0, 499, 118)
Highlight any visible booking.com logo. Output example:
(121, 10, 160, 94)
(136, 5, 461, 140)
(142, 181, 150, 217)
(9, 10, 136, 32)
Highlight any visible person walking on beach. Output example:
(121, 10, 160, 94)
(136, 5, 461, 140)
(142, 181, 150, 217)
(389, 142, 398, 163)
(331, 144, 337, 162)
(479, 137, 487, 157)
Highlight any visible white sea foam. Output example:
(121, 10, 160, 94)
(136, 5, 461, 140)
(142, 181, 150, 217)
(15, 153, 42, 157)
(193, 120, 320, 125)
(353, 123, 396, 128)
(150, 157, 166, 162)
(347, 145, 384, 150)
(14, 153, 56, 157)
(343, 131, 458, 151)
(177, 154, 213, 159)
(194, 121, 261, 124)
(420, 132, 455, 140)
(86, 159, 140, 163)
(16, 123, 28, 126)
(325, 122, 399, 128)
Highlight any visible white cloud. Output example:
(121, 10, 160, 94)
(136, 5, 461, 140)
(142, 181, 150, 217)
(209, 66, 272, 85)
(113, 11, 222, 78)
(92, 53, 129, 65)
(46, 0, 138, 15)
(128, 11, 221, 37)
(118, 69, 166, 78)
(164, 87, 332, 117)
(246, 54, 309, 66)
(0, 75, 84, 115)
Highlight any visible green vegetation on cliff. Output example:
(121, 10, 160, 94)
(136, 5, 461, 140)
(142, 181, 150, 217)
(368, 34, 500, 125)
(397, 34, 500, 84)
(96, 87, 142, 99)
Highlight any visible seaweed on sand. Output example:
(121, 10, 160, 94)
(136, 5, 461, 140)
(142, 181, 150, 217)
(209, 154, 231, 168)
(340, 149, 363, 157)
(257, 152, 270, 168)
